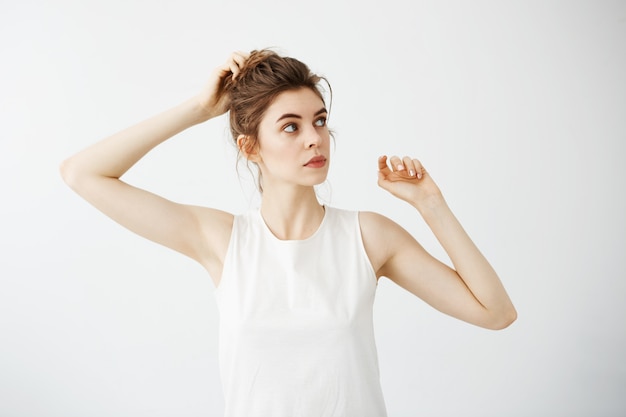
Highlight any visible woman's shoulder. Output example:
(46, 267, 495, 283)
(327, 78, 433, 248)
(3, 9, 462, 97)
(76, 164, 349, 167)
(356, 210, 416, 274)
(357, 210, 405, 238)
(323, 206, 396, 230)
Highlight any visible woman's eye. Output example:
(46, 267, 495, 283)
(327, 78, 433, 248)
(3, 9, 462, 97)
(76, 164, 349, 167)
(315, 117, 327, 127)
(283, 123, 297, 133)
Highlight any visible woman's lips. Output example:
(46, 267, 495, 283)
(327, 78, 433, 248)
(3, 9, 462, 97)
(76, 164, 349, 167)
(304, 156, 327, 168)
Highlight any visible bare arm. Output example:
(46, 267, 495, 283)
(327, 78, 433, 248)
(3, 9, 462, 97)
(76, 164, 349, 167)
(60, 52, 249, 282)
(362, 155, 517, 330)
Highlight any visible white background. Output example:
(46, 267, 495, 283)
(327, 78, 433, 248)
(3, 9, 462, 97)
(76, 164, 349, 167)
(1, 0, 625, 416)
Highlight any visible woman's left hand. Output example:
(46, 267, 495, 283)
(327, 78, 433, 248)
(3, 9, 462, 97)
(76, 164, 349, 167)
(377, 155, 443, 209)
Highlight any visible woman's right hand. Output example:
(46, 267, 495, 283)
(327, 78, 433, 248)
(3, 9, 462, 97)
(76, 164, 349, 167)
(197, 51, 250, 121)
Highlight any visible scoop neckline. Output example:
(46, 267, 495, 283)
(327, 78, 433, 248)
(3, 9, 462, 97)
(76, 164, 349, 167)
(257, 205, 329, 243)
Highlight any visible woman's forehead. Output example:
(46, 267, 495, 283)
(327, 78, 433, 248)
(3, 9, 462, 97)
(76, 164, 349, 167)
(264, 88, 325, 119)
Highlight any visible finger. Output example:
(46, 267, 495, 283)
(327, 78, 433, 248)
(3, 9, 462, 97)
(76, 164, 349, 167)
(232, 50, 249, 64)
(221, 55, 242, 80)
(402, 156, 416, 177)
(388, 155, 404, 173)
(230, 51, 251, 79)
(216, 60, 234, 76)
(378, 155, 392, 175)
(412, 158, 424, 179)
(227, 57, 242, 78)
(230, 66, 240, 79)
(231, 51, 248, 69)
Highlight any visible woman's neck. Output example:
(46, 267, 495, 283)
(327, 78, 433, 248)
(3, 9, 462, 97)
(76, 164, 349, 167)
(260, 185, 325, 241)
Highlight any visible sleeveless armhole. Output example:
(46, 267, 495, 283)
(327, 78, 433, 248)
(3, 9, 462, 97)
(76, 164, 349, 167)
(213, 213, 239, 296)
(356, 211, 379, 285)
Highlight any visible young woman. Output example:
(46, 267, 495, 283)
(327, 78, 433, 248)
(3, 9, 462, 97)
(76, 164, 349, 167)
(61, 49, 516, 417)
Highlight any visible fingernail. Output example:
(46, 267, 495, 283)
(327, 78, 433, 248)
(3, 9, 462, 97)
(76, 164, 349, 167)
(417, 172, 422, 179)
(397, 164, 404, 171)
(409, 169, 415, 177)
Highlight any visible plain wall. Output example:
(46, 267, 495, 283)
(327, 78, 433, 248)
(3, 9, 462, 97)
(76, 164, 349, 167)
(1, 0, 625, 416)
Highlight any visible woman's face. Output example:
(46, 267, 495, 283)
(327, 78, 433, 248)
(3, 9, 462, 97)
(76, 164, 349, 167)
(254, 88, 330, 189)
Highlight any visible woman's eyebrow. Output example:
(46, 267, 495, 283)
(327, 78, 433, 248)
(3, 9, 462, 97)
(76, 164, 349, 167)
(275, 107, 327, 123)
(314, 107, 328, 116)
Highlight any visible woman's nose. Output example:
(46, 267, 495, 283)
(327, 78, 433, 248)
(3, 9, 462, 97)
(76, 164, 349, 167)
(305, 128, 322, 148)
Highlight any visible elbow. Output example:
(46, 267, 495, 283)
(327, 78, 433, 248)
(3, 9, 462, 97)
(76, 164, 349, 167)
(59, 158, 70, 182)
(59, 157, 77, 188)
(486, 306, 517, 330)
(59, 156, 88, 191)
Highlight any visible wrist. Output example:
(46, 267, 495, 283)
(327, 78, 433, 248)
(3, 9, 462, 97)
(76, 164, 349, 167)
(410, 192, 447, 215)
(184, 96, 216, 124)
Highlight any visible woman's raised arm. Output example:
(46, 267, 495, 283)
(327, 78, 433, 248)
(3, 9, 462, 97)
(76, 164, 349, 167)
(361, 155, 517, 330)
(60, 52, 248, 281)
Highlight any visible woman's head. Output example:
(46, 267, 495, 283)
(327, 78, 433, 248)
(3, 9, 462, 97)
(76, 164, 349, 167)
(222, 49, 332, 191)
(223, 49, 330, 153)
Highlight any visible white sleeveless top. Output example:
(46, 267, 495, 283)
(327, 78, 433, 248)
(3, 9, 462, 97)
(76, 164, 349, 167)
(214, 206, 387, 417)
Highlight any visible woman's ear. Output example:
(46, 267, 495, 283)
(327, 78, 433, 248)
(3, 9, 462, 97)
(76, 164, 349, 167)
(237, 135, 261, 162)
